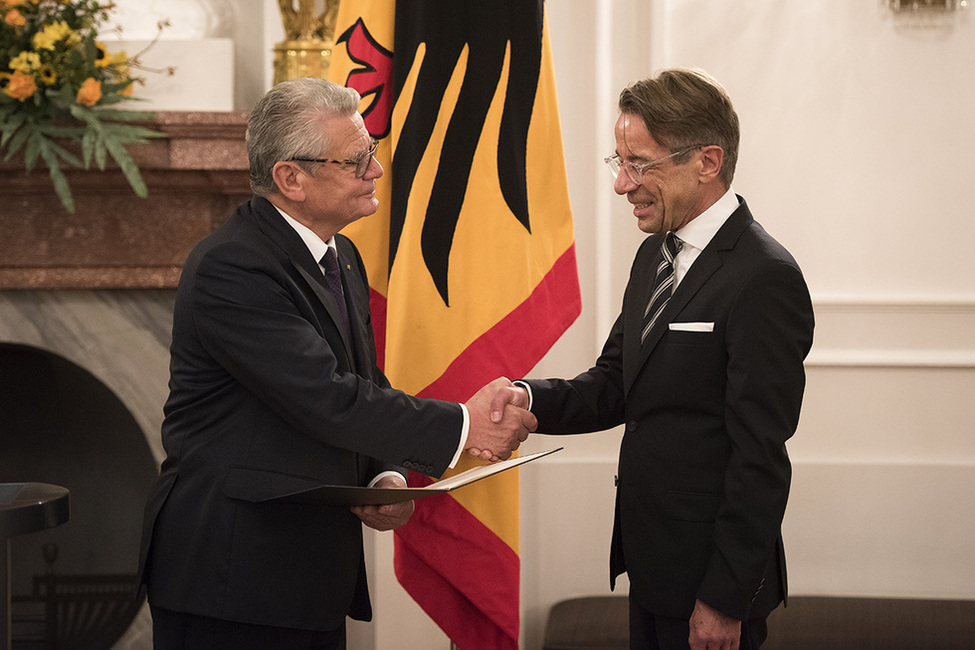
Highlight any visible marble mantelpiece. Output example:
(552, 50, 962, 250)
(0, 111, 251, 290)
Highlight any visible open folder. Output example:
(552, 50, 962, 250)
(261, 447, 563, 507)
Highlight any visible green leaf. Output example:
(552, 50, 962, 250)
(93, 137, 107, 170)
(47, 139, 82, 168)
(102, 123, 166, 144)
(2, 122, 30, 160)
(37, 142, 75, 213)
(93, 109, 161, 124)
(37, 123, 86, 138)
(0, 111, 27, 147)
(81, 129, 95, 168)
(24, 132, 41, 172)
(104, 136, 148, 198)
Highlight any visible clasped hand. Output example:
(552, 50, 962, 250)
(464, 377, 536, 462)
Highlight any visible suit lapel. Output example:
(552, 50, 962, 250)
(248, 197, 357, 364)
(334, 236, 373, 374)
(624, 199, 754, 393)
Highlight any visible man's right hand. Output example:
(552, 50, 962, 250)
(464, 377, 536, 462)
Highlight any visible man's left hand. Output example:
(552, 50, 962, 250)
(688, 599, 741, 650)
(351, 475, 414, 531)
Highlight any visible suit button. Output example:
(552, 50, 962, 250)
(626, 421, 637, 431)
(614, 475, 619, 487)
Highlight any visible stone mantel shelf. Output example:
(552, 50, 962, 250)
(0, 111, 252, 290)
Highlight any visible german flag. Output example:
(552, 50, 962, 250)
(329, 1, 579, 647)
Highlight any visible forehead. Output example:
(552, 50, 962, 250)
(323, 113, 371, 155)
(615, 113, 664, 159)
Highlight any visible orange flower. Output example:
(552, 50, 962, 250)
(4, 70, 37, 101)
(4, 9, 26, 26)
(75, 77, 102, 106)
(3, 0, 27, 8)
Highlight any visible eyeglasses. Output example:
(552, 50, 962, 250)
(291, 139, 379, 179)
(604, 144, 707, 184)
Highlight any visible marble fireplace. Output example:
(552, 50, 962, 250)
(0, 111, 250, 649)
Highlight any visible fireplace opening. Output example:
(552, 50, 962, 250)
(0, 342, 159, 649)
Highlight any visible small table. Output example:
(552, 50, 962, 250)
(0, 483, 70, 650)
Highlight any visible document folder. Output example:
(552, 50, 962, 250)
(261, 447, 563, 506)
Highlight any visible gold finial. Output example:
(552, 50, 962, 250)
(273, 0, 341, 84)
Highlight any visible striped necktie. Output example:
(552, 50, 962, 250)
(641, 232, 682, 344)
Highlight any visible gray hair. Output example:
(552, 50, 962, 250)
(246, 78, 362, 196)
(619, 68, 740, 187)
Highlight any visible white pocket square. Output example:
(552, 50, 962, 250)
(669, 322, 714, 332)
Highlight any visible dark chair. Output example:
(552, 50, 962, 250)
(542, 594, 975, 649)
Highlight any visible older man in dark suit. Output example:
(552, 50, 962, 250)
(485, 68, 815, 649)
(139, 78, 534, 650)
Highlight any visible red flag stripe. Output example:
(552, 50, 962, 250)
(369, 244, 580, 400)
(395, 490, 519, 649)
(417, 244, 580, 402)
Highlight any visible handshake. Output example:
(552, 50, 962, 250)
(463, 377, 535, 462)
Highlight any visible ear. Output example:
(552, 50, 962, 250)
(698, 145, 724, 183)
(271, 161, 308, 202)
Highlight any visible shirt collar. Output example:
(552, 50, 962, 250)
(273, 205, 335, 262)
(675, 186, 739, 252)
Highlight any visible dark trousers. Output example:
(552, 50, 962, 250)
(150, 605, 347, 650)
(629, 597, 768, 650)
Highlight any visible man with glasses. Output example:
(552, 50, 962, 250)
(487, 68, 814, 649)
(139, 78, 535, 649)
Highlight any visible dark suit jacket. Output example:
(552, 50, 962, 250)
(139, 196, 462, 631)
(524, 197, 814, 621)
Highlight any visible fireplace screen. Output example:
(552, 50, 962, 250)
(1, 342, 158, 649)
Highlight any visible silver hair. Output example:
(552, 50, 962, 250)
(246, 78, 362, 196)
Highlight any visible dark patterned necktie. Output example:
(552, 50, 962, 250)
(641, 232, 682, 344)
(320, 247, 350, 335)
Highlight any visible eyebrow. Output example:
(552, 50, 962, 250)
(349, 139, 377, 161)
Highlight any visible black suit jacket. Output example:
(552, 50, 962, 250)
(139, 196, 462, 631)
(524, 197, 814, 621)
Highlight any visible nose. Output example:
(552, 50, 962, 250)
(613, 170, 639, 195)
(365, 155, 383, 180)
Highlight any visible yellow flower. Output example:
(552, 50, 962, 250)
(9, 51, 41, 73)
(33, 20, 80, 50)
(4, 70, 38, 101)
(38, 64, 56, 85)
(94, 41, 110, 67)
(3, 0, 27, 8)
(75, 77, 101, 106)
(4, 9, 26, 26)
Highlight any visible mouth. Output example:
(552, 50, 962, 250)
(631, 200, 655, 217)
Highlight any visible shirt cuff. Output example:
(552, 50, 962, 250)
(447, 403, 470, 469)
(367, 470, 407, 488)
(513, 380, 534, 411)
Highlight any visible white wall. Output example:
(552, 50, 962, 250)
(644, 0, 975, 608)
(119, 0, 975, 647)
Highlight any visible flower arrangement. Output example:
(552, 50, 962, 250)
(0, 0, 165, 212)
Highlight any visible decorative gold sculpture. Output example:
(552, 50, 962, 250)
(273, 0, 341, 84)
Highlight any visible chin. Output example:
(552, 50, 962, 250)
(637, 218, 661, 234)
